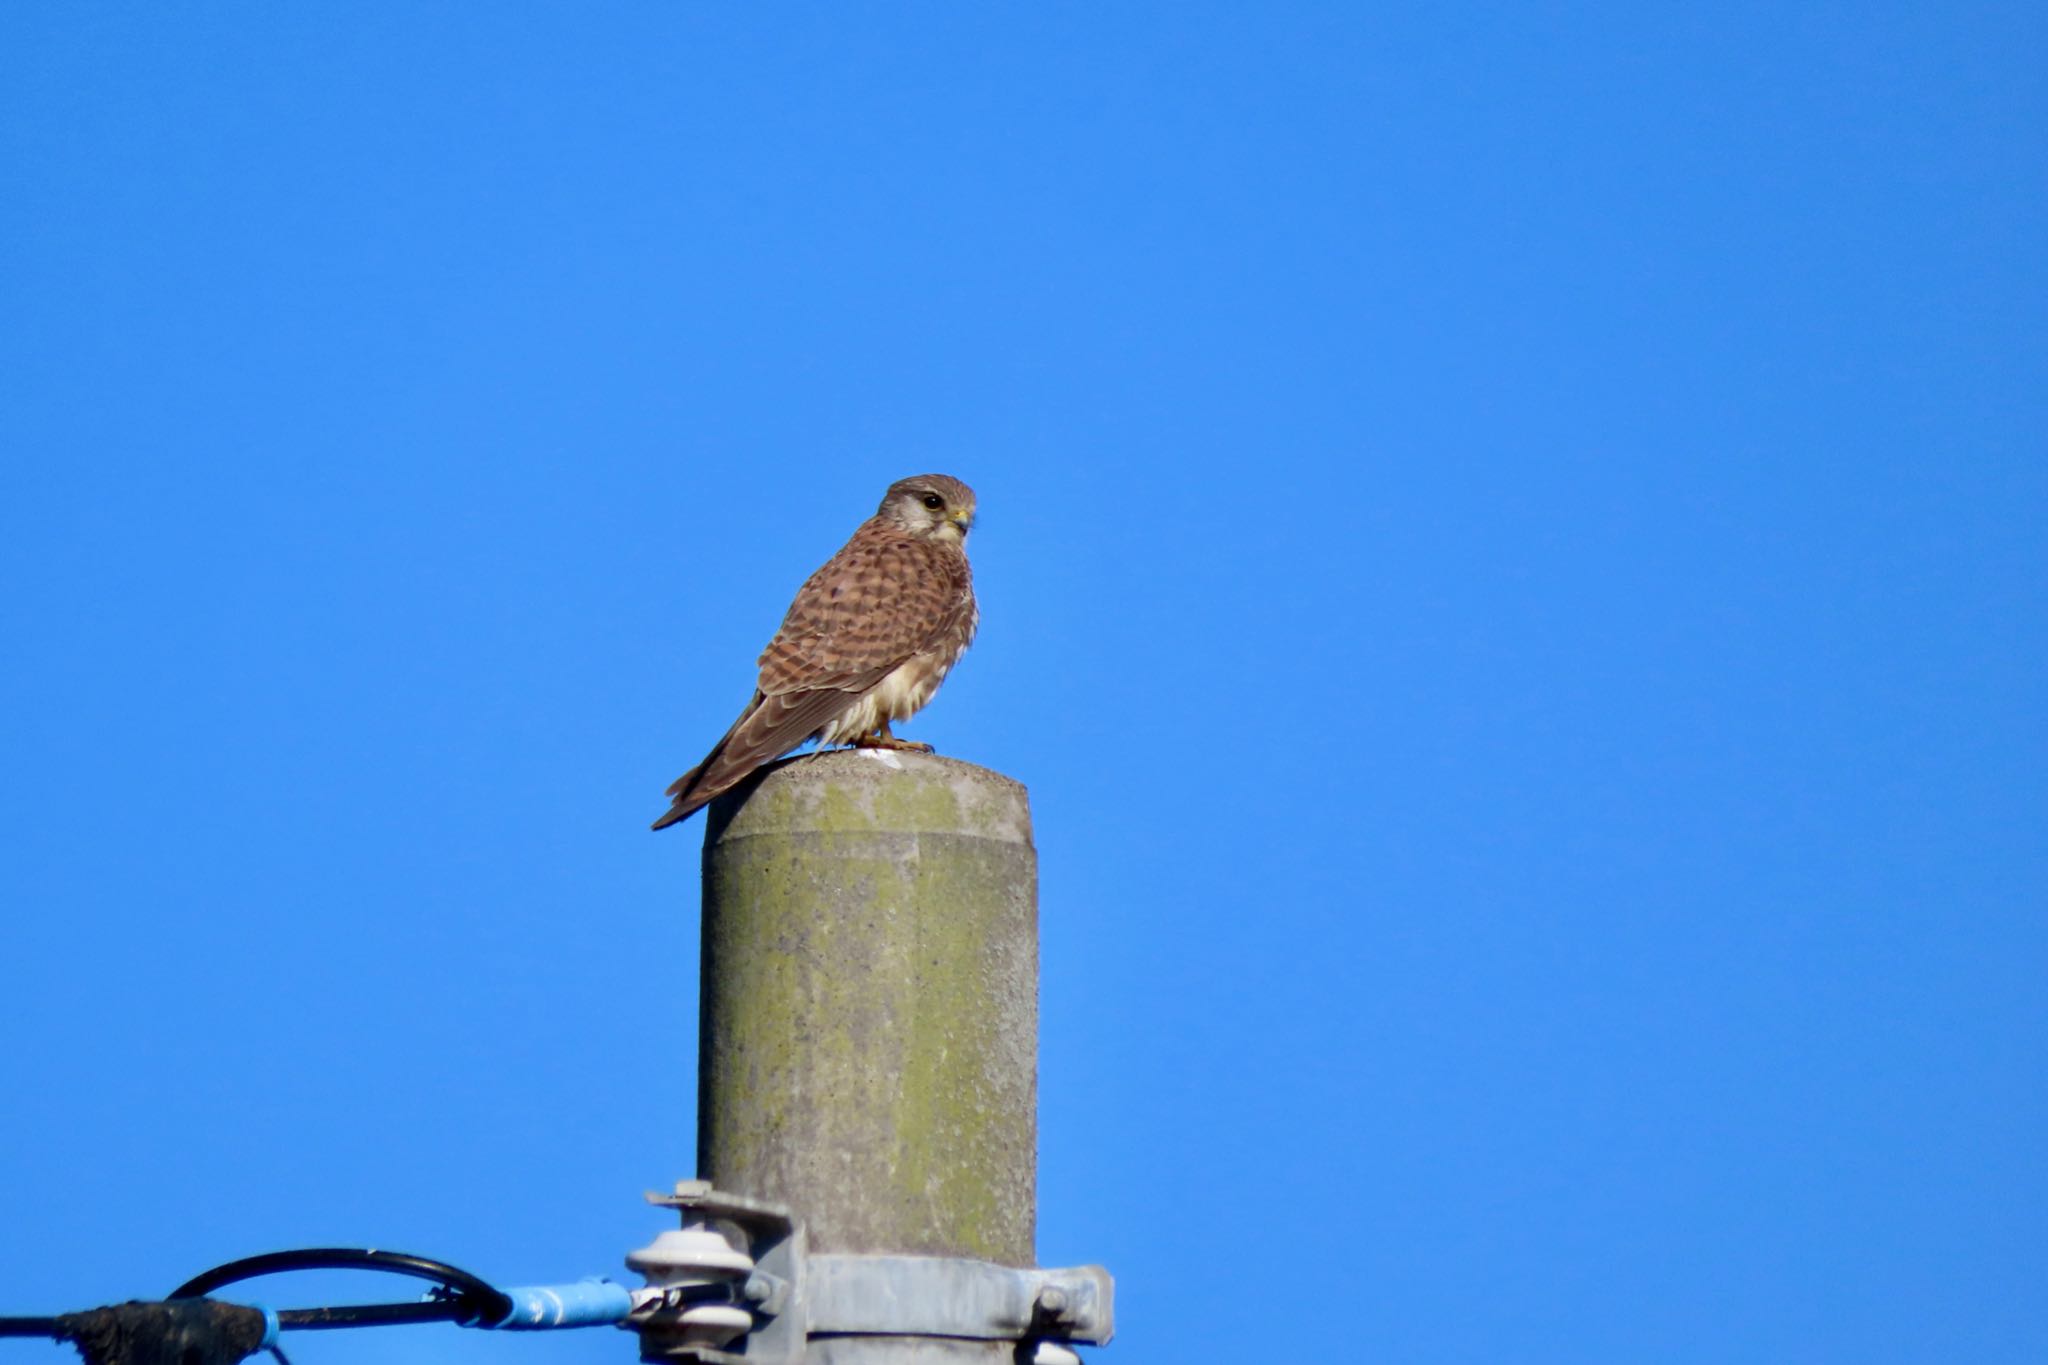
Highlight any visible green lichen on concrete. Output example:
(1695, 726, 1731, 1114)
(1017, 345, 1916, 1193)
(888, 837, 1030, 1259)
(870, 770, 964, 834)
(812, 779, 871, 834)
(698, 752, 1036, 1264)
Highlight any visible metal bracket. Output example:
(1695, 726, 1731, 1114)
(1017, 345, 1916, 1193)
(627, 1183, 1113, 1362)
(807, 1255, 1112, 1344)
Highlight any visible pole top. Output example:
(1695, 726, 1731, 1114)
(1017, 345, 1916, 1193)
(705, 749, 1032, 848)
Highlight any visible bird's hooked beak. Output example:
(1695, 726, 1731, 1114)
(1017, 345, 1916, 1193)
(950, 508, 975, 537)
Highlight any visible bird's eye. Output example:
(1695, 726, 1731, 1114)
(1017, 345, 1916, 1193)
(921, 493, 945, 510)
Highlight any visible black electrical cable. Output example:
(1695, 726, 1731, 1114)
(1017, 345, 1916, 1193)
(279, 1302, 470, 1330)
(2, 1247, 521, 1358)
(170, 1248, 514, 1330)
(5, 1303, 281, 1364)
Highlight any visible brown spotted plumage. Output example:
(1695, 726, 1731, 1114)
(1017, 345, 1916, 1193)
(651, 474, 979, 830)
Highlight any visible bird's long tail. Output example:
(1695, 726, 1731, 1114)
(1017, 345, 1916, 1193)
(650, 761, 712, 830)
(650, 686, 854, 831)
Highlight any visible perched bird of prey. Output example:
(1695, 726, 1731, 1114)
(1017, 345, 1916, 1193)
(651, 474, 979, 831)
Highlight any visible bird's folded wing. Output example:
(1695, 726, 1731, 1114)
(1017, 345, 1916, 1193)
(761, 537, 968, 690)
(659, 673, 892, 820)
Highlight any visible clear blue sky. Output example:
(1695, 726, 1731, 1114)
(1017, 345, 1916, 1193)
(2, 5, 2042, 1362)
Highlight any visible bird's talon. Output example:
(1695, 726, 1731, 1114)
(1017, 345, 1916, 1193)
(854, 735, 934, 753)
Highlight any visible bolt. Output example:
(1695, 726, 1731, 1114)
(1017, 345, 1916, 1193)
(1036, 1285, 1071, 1319)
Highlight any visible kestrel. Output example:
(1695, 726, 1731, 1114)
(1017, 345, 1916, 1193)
(651, 474, 980, 831)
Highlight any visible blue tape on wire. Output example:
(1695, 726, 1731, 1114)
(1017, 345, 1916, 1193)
(257, 1306, 280, 1350)
(486, 1279, 635, 1329)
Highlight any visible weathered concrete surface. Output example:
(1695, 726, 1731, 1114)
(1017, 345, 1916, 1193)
(698, 748, 1037, 1267)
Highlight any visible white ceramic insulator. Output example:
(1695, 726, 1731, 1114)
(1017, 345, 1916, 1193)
(675, 1303, 755, 1349)
(626, 1225, 756, 1282)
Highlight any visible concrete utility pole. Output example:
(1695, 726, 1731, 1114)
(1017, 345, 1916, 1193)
(629, 748, 1109, 1364)
(699, 748, 1038, 1269)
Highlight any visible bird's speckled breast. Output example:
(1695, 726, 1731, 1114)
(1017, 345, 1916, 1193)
(817, 613, 972, 746)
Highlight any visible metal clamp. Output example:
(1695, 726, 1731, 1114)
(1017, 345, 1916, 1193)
(807, 1255, 1112, 1343)
(627, 1182, 1113, 1363)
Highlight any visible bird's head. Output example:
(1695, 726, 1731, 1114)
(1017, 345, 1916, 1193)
(879, 474, 977, 545)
